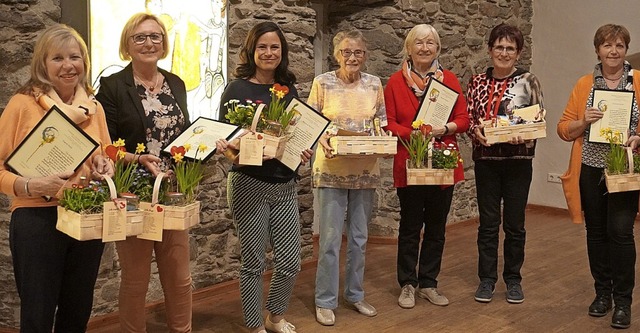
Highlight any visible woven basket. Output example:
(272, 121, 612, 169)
(56, 176, 144, 241)
(605, 147, 640, 193)
(405, 160, 454, 185)
(329, 136, 397, 157)
(484, 121, 546, 144)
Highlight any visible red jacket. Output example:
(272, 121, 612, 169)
(384, 69, 469, 188)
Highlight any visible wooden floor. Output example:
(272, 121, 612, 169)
(85, 207, 640, 332)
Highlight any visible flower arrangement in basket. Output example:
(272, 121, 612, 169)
(601, 127, 640, 193)
(57, 177, 112, 241)
(104, 139, 145, 206)
(167, 143, 206, 204)
(399, 120, 458, 185)
(224, 84, 298, 160)
(104, 139, 146, 235)
(143, 143, 206, 231)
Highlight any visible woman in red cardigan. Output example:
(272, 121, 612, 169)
(383, 24, 469, 310)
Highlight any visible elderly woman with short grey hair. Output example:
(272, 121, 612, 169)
(308, 29, 387, 326)
(383, 23, 469, 310)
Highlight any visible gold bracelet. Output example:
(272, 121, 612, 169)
(24, 178, 31, 197)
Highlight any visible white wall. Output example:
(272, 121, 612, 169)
(530, 0, 640, 208)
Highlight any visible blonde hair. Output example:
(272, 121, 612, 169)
(332, 29, 367, 61)
(403, 24, 441, 61)
(119, 13, 170, 61)
(17, 24, 93, 95)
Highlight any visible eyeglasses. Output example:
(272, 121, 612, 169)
(492, 46, 517, 55)
(131, 33, 164, 45)
(340, 49, 366, 58)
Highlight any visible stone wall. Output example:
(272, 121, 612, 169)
(0, 0, 533, 328)
(0, 0, 316, 328)
(316, 0, 534, 236)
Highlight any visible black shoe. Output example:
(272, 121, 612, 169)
(588, 294, 612, 317)
(611, 305, 631, 329)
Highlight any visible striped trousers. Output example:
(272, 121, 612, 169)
(227, 171, 301, 328)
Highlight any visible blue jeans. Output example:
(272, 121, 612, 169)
(10, 206, 104, 333)
(580, 164, 637, 306)
(475, 159, 532, 284)
(315, 187, 374, 309)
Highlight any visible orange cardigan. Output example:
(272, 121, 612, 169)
(557, 72, 640, 223)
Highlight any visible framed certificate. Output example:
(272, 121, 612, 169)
(588, 89, 634, 143)
(5, 105, 99, 178)
(278, 97, 331, 171)
(414, 79, 460, 127)
(162, 117, 240, 162)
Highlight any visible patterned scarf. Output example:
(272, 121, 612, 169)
(402, 59, 444, 97)
(34, 85, 97, 124)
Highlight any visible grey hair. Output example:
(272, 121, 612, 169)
(332, 29, 367, 60)
(403, 24, 441, 61)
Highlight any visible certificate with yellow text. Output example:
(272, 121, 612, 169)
(5, 106, 99, 178)
(414, 79, 459, 127)
(588, 89, 634, 143)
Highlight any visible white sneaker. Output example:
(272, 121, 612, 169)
(265, 314, 297, 333)
(346, 299, 377, 317)
(315, 306, 335, 326)
(398, 284, 416, 309)
(418, 287, 449, 306)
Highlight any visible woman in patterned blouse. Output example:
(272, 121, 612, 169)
(466, 23, 544, 306)
(558, 24, 640, 330)
(96, 13, 193, 332)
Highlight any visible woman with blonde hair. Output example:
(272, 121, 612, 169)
(0, 24, 113, 332)
(96, 13, 193, 332)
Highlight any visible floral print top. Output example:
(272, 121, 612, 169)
(307, 71, 387, 189)
(135, 75, 186, 168)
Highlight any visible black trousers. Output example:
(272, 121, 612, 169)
(580, 164, 637, 306)
(9, 207, 104, 333)
(396, 185, 454, 289)
(475, 159, 532, 284)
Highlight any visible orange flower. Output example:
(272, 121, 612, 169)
(272, 83, 289, 96)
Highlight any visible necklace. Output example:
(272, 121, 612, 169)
(134, 71, 160, 92)
(603, 75, 623, 82)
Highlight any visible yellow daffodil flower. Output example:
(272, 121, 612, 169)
(135, 143, 146, 154)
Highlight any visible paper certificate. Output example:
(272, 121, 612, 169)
(277, 98, 331, 171)
(588, 90, 634, 143)
(414, 79, 460, 127)
(5, 105, 99, 178)
(163, 117, 240, 162)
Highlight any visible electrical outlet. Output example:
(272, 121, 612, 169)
(547, 173, 562, 183)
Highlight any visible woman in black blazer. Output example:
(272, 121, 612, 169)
(96, 13, 193, 332)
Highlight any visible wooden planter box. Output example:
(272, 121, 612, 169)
(162, 201, 201, 230)
(484, 121, 546, 144)
(605, 171, 640, 193)
(329, 136, 397, 157)
(262, 133, 287, 159)
(56, 206, 102, 241)
(406, 161, 454, 185)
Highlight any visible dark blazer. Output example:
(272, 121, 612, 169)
(95, 63, 190, 153)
